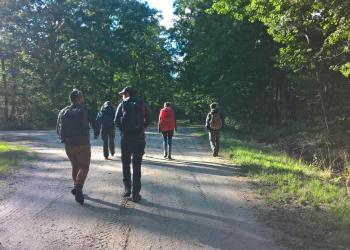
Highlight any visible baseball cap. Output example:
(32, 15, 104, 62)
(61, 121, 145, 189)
(119, 86, 137, 96)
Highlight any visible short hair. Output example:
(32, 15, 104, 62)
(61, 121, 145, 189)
(69, 88, 83, 103)
(210, 103, 217, 109)
(164, 102, 171, 107)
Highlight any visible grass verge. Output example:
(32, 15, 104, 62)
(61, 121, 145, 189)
(0, 141, 34, 175)
(201, 128, 350, 245)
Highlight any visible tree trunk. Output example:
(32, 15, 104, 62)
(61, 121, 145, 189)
(9, 84, 17, 121)
(280, 80, 288, 124)
(316, 70, 330, 135)
(1, 58, 9, 122)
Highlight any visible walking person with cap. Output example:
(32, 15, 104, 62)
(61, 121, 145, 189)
(56, 89, 100, 204)
(114, 86, 150, 202)
(97, 101, 116, 160)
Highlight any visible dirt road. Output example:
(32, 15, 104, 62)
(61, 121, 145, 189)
(0, 127, 284, 250)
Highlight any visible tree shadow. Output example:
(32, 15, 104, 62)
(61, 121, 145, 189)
(142, 158, 240, 177)
(82, 195, 274, 249)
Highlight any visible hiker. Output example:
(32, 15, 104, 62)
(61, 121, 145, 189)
(205, 103, 224, 157)
(114, 86, 150, 202)
(158, 102, 176, 159)
(56, 89, 100, 204)
(96, 101, 116, 160)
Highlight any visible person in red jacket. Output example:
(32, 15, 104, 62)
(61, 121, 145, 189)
(158, 102, 176, 159)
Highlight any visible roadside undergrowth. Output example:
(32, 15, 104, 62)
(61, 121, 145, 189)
(0, 141, 34, 175)
(216, 130, 350, 235)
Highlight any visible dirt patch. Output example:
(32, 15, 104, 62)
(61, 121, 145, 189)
(255, 196, 350, 250)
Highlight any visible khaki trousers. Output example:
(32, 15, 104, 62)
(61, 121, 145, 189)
(65, 144, 91, 186)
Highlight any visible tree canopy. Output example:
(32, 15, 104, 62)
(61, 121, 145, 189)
(0, 0, 174, 127)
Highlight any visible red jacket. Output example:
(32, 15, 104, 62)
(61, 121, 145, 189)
(159, 107, 176, 131)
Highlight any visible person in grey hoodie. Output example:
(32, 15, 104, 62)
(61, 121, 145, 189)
(97, 101, 116, 160)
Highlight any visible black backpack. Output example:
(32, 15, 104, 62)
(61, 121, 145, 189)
(59, 106, 89, 141)
(100, 107, 115, 129)
(121, 99, 145, 133)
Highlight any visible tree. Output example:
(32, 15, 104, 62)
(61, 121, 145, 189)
(171, 0, 281, 123)
(0, 0, 174, 127)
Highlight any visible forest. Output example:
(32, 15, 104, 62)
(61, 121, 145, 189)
(1, 0, 350, 172)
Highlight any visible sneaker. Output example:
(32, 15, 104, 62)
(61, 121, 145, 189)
(131, 193, 142, 202)
(122, 188, 131, 197)
(75, 188, 84, 204)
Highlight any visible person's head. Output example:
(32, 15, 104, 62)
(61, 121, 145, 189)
(119, 86, 137, 100)
(103, 101, 111, 107)
(102, 101, 112, 110)
(164, 102, 171, 108)
(69, 88, 84, 104)
(210, 103, 217, 110)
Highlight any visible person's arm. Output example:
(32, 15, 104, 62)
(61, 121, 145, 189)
(88, 109, 100, 138)
(96, 111, 102, 125)
(114, 103, 123, 130)
(205, 113, 211, 130)
(144, 105, 150, 128)
(158, 109, 162, 133)
(56, 110, 62, 136)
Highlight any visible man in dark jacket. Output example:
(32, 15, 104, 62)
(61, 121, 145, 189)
(114, 86, 150, 202)
(205, 103, 224, 157)
(56, 89, 100, 204)
(97, 101, 116, 160)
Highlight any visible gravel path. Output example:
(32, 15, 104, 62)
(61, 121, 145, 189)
(0, 127, 284, 250)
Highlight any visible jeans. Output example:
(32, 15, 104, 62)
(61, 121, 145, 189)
(162, 130, 174, 156)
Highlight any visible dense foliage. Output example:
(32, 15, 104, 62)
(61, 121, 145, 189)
(168, 0, 350, 170)
(0, 0, 174, 127)
(171, 0, 282, 123)
(1, 0, 350, 155)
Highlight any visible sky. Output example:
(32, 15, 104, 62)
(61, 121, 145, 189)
(144, 0, 175, 28)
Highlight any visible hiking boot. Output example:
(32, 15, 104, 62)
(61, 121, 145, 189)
(167, 155, 172, 160)
(75, 188, 84, 205)
(105, 156, 109, 160)
(131, 193, 142, 202)
(163, 152, 168, 158)
(71, 188, 76, 196)
(122, 187, 131, 197)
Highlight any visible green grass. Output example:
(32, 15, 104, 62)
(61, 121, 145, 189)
(0, 141, 33, 175)
(223, 134, 350, 229)
(212, 130, 350, 230)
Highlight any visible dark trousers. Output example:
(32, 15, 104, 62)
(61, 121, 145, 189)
(102, 128, 115, 158)
(121, 137, 145, 195)
(209, 130, 220, 155)
(65, 144, 91, 187)
(162, 130, 174, 155)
